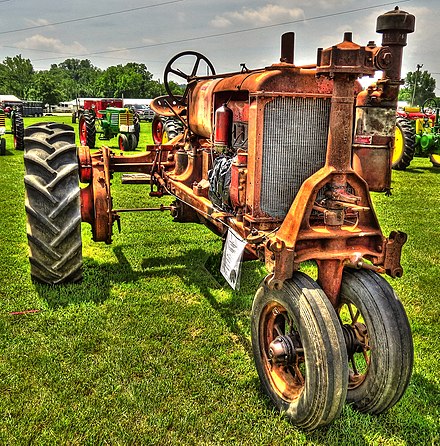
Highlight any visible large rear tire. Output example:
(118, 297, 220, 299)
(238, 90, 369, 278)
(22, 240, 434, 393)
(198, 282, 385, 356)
(151, 116, 184, 144)
(13, 111, 25, 150)
(24, 122, 83, 284)
(338, 269, 413, 414)
(163, 118, 184, 142)
(79, 110, 96, 148)
(393, 117, 415, 170)
(251, 272, 348, 430)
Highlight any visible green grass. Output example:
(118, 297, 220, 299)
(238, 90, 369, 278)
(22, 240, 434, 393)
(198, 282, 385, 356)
(0, 116, 439, 445)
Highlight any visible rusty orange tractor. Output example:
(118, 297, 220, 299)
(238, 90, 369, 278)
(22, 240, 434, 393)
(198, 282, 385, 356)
(23, 7, 415, 429)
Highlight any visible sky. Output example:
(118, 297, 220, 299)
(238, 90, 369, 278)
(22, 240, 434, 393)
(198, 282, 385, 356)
(0, 0, 439, 96)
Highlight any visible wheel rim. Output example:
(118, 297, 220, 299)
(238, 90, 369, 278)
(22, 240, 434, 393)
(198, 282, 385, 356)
(119, 135, 128, 151)
(259, 301, 305, 402)
(393, 125, 404, 165)
(80, 120, 87, 145)
(152, 119, 163, 144)
(338, 300, 371, 389)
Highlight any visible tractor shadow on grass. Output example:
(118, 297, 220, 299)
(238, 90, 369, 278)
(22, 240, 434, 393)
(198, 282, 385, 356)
(0, 148, 15, 156)
(140, 247, 266, 358)
(35, 244, 261, 359)
(35, 244, 437, 438)
(34, 246, 142, 308)
(404, 165, 440, 174)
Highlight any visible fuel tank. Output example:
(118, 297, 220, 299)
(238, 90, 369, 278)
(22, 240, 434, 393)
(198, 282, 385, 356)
(187, 66, 334, 138)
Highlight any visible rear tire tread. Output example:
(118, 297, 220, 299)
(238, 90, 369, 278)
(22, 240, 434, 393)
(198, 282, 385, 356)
(393, 117, 415, 170)
(24, 122, 83, 284)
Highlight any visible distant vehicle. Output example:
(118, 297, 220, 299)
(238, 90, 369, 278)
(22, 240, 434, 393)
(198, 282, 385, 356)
(143, 105, 155, 121)
(127, 104, 155, 121)
(22, 101, 44, 117)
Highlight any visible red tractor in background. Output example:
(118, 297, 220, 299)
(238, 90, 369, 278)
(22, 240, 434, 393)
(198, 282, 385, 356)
(23, 7, 415, 429)
(72, 98, 123, 124)
(78, 98, 140, 151)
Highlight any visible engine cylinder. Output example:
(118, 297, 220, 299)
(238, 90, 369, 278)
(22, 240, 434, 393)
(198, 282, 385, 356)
(214, 104, 233, 151)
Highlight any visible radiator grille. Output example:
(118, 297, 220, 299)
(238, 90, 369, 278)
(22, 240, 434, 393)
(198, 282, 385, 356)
(260, 97, 330, 219)
(119, 112, 133, 127)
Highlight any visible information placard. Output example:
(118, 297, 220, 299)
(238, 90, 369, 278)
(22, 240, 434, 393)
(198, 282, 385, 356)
(220, 228, 247, 290)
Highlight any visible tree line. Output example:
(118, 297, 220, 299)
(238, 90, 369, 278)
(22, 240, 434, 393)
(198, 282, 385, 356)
(0, 55, 184, 105)
(0, 54, 437, 108)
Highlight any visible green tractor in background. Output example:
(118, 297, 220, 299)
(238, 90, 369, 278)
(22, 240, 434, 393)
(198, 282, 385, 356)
(393, 98, 440, 169)
(78, 99, 140, 151)
(0, 107, 25, 156)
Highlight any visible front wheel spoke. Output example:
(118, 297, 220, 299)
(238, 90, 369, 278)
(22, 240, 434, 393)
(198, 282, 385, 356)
(290, 364, 305, 386)
(352, 309, 361, 323)
(273, 322, 284, 337)
(350, 356, 359, 375)
(362, 347, 371, 365)
(347, 303, 359, 323)
(295, 356, 305, 384)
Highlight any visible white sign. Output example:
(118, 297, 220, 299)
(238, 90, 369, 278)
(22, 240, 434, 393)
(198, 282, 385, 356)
(220, 228, 247, 290)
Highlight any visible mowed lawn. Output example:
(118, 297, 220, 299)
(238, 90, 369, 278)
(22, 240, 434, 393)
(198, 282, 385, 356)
(0, 115, 439, 445)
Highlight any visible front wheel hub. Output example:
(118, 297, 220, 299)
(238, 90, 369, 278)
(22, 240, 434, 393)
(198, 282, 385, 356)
(268, 334, 298, 366)
(342, 322, 368, 356)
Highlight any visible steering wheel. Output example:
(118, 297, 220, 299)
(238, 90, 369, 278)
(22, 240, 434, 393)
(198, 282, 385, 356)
(422, 98, 438, 116)
(164, 51, 216, 106)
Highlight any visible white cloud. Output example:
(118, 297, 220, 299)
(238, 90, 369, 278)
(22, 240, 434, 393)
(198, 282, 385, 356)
(24, 18, 51, 27)
(210, 4, 304, 28)
(15, 34, 87, 55)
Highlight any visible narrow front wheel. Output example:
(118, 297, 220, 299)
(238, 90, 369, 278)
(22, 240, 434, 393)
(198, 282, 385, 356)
(118, 134, 129, 151)
(338, 269, 413, 414)
(251, 272, 348, 430)
(79, 110, 96, 148)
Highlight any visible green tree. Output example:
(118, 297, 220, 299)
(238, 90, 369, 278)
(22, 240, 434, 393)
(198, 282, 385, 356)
(42, 59, 101, 100)
(57, 58, 101, 97)
(95, 62, 153, 98)
(399, 68, 436, 106)
(27, 71, 63, 106)
(95, 62, 184, 99)
(0, 53, 185, 103)
(0, 55, 34, 98)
